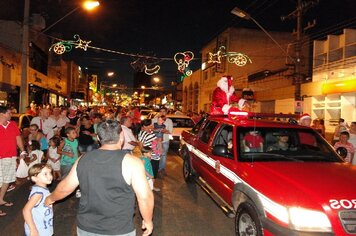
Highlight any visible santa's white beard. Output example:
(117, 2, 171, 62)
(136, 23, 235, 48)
(217, 80, 235, 103)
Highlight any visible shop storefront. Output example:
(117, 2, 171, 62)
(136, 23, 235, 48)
(0, 82, 20, 109)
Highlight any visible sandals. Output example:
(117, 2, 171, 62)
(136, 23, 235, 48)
(0, 210, 6, 217)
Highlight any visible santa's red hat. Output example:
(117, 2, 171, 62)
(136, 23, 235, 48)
(299, 113, 311, 121)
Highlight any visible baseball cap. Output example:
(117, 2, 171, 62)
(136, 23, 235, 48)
(299, 113, 311, 121)
(69, 105, 78, 111)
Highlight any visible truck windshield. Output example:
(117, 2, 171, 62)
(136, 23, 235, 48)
(238, 127, 342, 162)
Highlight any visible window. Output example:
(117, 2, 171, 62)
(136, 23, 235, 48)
(237, 127, 341, 163)
(191, 116, 206, 134)
(213, 125, 234, 159)
(171, 118, 195, 128)
(199, 120, 218, 144)
(213, 125, 233, 146)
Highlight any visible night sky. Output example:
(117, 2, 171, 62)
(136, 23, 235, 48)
(1, 0, 355, 87)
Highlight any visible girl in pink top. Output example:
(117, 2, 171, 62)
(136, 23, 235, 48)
(334, 131, 355, 163)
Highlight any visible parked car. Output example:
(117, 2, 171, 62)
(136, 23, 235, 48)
(11, 113, 33, 131)
(11, 113, 33, 145)
(146, 111, 157, 120)
(166, 114, 195, 148)
(140, 109, 153, 120)
(147, 113, 195, 148)
(180, 112, 356, 235)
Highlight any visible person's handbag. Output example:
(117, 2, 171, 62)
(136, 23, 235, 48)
(16, 158, 29, 178)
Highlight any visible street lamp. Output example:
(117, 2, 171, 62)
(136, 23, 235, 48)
(152, 77, 160, 107)
(19, 0, 100, 113)
(231, 7, 293, 62)
(42, 1, 100, 34)
(231, 7, 301, 113)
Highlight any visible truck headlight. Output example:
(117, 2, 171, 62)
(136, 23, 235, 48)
(289, 207, 332, 232)
(259, 195, 332, 233)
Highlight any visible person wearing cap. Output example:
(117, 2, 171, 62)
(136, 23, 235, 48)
(210, 75, 239, 115)
(298, 113, 317, 146)
(238, 88, 254, 111)
(299, 113, 312, 127)
(267, 132, 290, 151)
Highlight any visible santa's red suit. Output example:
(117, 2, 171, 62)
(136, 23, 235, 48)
(210, 76, 239, 115)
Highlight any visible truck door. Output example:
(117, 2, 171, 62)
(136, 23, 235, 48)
(208, 124, 236, 204)
(192, 120, 218, 182)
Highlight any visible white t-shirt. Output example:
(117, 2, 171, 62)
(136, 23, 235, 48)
(121, 125, 137, 150)
(28, 150, 44, 168)
(31, 117, 57, 141)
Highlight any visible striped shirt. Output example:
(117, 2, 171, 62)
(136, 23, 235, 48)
(138, 130, 156, 148)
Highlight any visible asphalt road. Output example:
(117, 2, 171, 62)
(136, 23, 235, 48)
(0, 150, 235, 236)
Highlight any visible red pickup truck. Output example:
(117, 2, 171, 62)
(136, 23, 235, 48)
(180, 113, 356, 236)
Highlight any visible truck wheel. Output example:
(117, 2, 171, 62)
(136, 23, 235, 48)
(235, 202, 263, 236)
(183, 156, 193, 183)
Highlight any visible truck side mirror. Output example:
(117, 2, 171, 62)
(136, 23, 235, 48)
(336, 147, 348, 159)
(213, 144, 231, 158)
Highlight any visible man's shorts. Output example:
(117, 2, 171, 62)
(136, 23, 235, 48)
(0, 157, 17, 186)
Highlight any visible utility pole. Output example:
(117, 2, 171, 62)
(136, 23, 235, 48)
(282, 0, 318, 114)
(295, 0, 302, 103)
(19, 0, 30, 113)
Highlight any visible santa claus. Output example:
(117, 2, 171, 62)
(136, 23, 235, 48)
(210, 75, 239, 115)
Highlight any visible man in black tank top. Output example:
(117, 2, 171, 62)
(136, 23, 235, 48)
(45, 120, 154, 236)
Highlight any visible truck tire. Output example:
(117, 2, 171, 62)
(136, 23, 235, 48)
(183, 155, 194, 183)
(235, 202, 263, 236)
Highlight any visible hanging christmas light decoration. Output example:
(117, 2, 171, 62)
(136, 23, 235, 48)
(174, 51, 194, 77)
(208, 46, 251, 67)
(144, 65, 160, 75)
(227, 52, 252, 66)
(49, 35, 91, 55)
(208, 47, 225, 64)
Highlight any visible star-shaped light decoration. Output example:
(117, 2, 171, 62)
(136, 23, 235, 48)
(49, 35, 91, 55)
(208, 46, 251, 67)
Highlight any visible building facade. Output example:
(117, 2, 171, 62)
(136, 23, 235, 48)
(0, 20, 85, 110)
(183, 27, 310, 114)
(308, 28, 356, 134)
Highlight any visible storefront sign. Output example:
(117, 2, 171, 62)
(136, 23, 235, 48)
(322, 80, 356, 94)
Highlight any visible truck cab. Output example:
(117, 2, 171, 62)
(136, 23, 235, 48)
(180, 113, 356, 236)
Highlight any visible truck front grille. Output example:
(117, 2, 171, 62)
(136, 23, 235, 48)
(339, 210, 356, 234)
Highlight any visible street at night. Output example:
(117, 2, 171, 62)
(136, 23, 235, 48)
(0, 0, 356, 235)
(0, 150, 235, 236)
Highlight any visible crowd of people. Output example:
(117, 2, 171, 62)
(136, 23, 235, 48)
(1, 104, 198, 235)
(299, 114, 355, 164)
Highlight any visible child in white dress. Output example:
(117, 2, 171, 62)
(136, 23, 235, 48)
(47, 136, 62, 180)
(27, 140, 44, 169)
